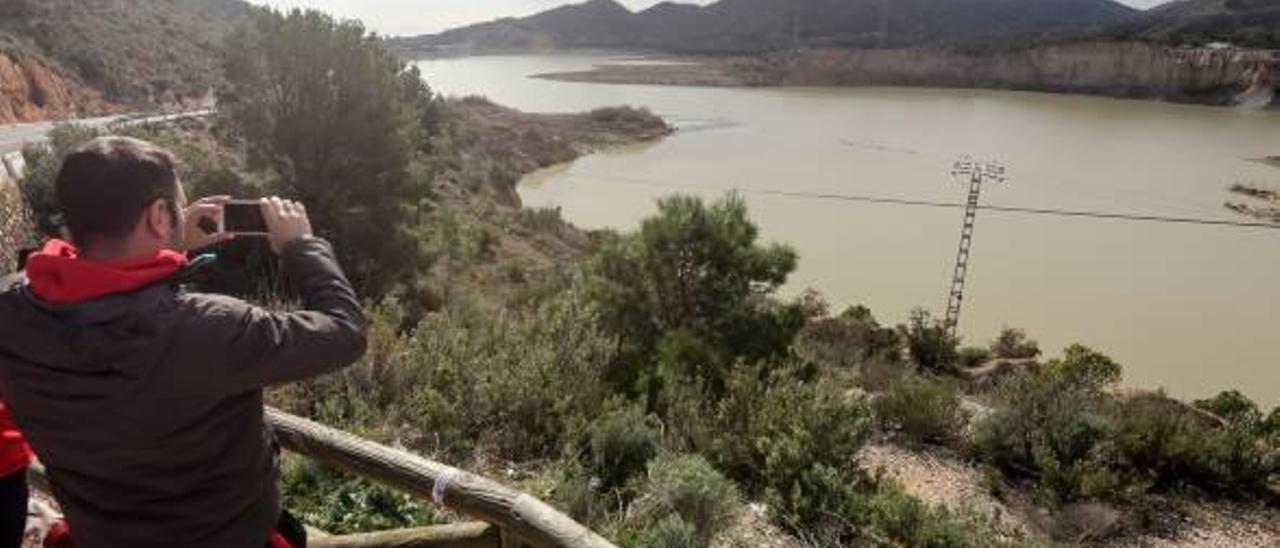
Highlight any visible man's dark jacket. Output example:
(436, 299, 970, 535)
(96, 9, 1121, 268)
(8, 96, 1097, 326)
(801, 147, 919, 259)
(0, 238, 367, 548)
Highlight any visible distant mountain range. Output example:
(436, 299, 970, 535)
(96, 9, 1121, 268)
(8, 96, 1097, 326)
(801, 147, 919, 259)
(392, 0, 1280, 56)
(392, 0, 1140, 55)
(1103, 0, 1280, 48)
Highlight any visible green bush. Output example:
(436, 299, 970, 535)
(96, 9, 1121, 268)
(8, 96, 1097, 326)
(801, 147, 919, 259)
(707, 363, 871, 494)
(976, 347, 1279, 504)
(973, 345, 1121, 503)
(586, 193, 803, 396)
(874, 375, 966, 445)
(761, 464, 997, 546)
(635, 515, 699, 548)
(795, 305, 902, 370)
(1194, 390, 1264, 430)
(586, 406, 663, 492)
(865, 486, 984, 548)
(275, 289, 614, 462)
(958, 347, 992, 369)
(903, 309, 959, 373)
(756, 382, 873, 537)
(279, 456, 441, 534)
(858, 356, 910, 392)
(1113, 393, 1278, 498)
(554, 463, 611, 527)
(646, 454, 740, 544)
(990, 327, 1041, 360)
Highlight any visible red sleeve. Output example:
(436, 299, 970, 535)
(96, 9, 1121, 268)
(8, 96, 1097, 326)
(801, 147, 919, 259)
(0, 401, 32, 477)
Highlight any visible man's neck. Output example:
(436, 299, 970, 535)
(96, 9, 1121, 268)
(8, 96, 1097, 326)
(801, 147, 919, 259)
(80, 239, 165, 262)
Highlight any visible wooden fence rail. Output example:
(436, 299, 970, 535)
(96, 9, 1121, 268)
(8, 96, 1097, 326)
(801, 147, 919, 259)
(26, 410, 615, 548)
(265, 408, 615, 548)
(309, 522, 500, 548)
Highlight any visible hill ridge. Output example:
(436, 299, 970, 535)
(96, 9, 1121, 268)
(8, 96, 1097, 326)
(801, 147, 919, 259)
(393, 0, 1139, 55)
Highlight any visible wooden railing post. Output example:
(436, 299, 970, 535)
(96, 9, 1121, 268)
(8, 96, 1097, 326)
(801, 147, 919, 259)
(265, 408, 615, 548)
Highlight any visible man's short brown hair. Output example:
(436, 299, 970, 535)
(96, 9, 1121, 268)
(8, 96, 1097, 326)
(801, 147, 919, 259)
(55, 137, 180, 247)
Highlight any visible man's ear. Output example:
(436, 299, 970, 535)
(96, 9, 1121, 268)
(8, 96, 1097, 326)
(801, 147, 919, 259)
(143, 199, 171, 240)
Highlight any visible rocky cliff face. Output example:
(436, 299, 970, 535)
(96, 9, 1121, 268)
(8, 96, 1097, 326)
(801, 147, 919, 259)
(747, 42, 1278, 106)
(0, 51, 110, 124)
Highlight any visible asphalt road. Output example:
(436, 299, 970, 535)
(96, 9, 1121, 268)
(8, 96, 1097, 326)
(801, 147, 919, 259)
(0, 110, 214, 155)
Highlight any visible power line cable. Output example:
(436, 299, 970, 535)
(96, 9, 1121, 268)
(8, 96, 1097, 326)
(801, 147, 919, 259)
(554, 172, 1280, 231)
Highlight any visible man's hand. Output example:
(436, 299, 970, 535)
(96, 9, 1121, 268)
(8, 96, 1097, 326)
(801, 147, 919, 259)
(262, 197, 313, 255)
(180, 196, 234, 251)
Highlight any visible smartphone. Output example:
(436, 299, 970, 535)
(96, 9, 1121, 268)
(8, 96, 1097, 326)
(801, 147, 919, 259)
(220, 200, 268, 236)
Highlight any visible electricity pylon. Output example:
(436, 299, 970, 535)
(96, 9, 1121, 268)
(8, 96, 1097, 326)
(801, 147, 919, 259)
(944, 158, 1006, 338)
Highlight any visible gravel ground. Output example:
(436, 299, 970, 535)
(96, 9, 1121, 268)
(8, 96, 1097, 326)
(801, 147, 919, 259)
(859, 442, 1036, 541)
(858, 442, 1280, 548)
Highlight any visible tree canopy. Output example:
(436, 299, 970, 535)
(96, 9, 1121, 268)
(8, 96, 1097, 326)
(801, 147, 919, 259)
(219, 8, 441, 294)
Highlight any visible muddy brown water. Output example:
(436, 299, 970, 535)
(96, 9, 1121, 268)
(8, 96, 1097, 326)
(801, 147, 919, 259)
(417, 54, 1280, 405)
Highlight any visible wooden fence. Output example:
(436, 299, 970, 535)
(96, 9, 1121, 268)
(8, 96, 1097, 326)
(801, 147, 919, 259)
(28, 409, 615, 548)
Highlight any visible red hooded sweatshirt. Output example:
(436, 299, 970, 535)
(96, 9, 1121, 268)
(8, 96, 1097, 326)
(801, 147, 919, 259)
(0, 240, 191, 479)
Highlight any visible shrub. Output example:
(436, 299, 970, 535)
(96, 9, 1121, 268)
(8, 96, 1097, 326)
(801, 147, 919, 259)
(990, 327, 1041, 360)
(586, 193, 802, 396)
(586, 406, 663, 492)
(757, 383, 874, 539)
(554, 463, 612, 527)
(279, 456, 441, 534)
(958, 347, 992, 369)
(874, 375, 967, 445)
(274, 288, 615, 462)
(1194, 390, 1264, 430)
(515, 206, 566, 235)
(1113, 392, 1279, 499)
(795, 305, 902, 370)
(903, 309, 959, 373)
(763, 465, 996, 546)
(858, 356, 910, 392)
(708, 363, 871, 494)
(865, 486, 983, 548)
(973, 345, 1121, 503)
(976, 347, 1279, 504)
(635, 515, 699, 548)
(646, 454, 740, 544)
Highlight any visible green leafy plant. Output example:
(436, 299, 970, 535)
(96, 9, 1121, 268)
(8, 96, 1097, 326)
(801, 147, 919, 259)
(635, 515, 699, 548)
(903, 309, 959, 373)
(279, 457, 441, 535)
(874, 374, 966, 445)
(645, 454, 740, 545)
(586, 406, 663, 492)
(990, 327, 1041, 360)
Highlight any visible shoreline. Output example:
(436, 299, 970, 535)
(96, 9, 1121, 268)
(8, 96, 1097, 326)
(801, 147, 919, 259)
(525, 43, 1279, 109)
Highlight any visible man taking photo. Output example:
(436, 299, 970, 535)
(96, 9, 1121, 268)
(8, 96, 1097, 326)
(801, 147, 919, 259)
(0, 136, 368, 547)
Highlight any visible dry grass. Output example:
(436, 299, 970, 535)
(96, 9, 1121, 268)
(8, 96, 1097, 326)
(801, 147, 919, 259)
(0, 182, 36, 273)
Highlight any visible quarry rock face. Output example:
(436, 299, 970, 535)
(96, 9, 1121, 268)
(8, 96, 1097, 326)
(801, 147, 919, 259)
(0, 52, 107, 124)
(757, 42, 1278, 106)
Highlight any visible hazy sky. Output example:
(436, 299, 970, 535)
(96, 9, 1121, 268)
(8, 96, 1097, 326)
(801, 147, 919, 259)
(249, 0, 1175, 37)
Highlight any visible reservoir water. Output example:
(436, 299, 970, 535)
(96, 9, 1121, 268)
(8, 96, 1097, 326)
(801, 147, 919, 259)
(417, 54, 1280, 405)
